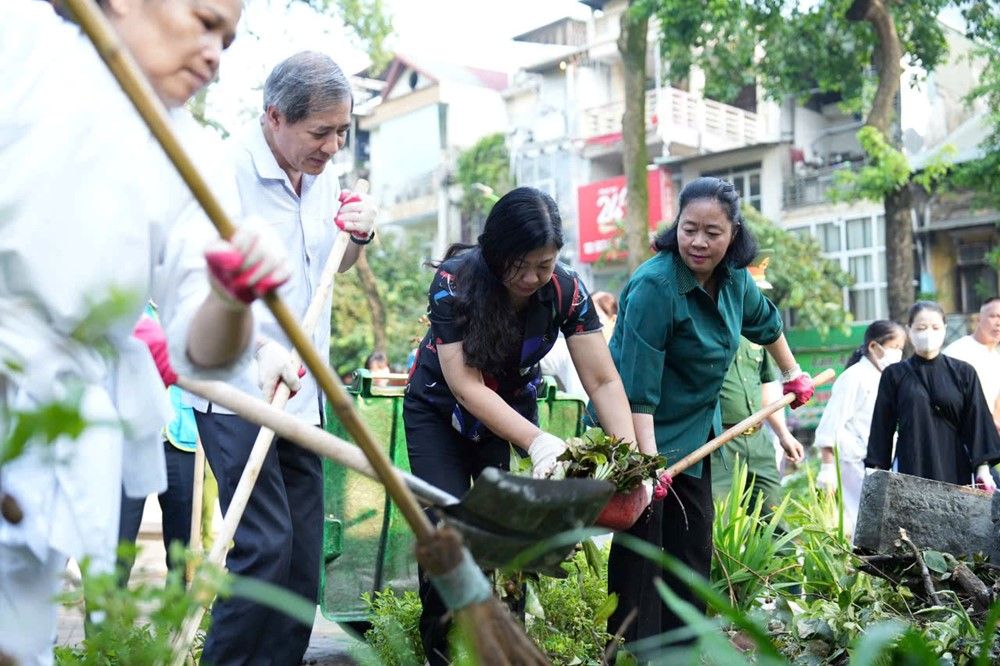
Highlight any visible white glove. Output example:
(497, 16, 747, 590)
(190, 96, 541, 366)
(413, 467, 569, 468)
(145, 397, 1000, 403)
(816, 462, 837, 491)
(335, 191, 378, 241)
(528, 432, 566, 479)
(975, 464, 997, 493)
(256, 339, 301, 402)
(641, 478, 654, 507)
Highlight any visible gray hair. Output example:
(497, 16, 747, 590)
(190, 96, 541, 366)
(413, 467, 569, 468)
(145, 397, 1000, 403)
(262, 51, 352, 124)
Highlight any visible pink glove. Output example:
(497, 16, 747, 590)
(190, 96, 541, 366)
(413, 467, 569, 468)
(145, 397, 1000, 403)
(334, 190, 377, 242)
(205, 219, 291, 306)
(782, 373, 814, 409)
(652, 471, 673, 501)
(132, 317, 177, 387)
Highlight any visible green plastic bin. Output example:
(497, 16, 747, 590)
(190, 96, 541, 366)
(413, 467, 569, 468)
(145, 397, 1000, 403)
(320, 372, 586, 623)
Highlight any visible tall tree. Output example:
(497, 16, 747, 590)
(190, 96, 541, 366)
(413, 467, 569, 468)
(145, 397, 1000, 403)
(650, 0, 990, 322)
(618, 1, 652, 274)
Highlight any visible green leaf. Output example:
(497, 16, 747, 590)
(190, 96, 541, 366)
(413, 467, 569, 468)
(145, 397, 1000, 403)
(922, 550, 949, 574)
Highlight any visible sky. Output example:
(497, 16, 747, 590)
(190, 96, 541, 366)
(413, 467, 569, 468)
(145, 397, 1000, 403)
(208, 0, 591, 130)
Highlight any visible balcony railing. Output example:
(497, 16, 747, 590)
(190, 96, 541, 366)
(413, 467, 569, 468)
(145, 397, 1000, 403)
(382, 170, 437, 206)
(579, 87, 764, 151)
(783, 162, 864, 209)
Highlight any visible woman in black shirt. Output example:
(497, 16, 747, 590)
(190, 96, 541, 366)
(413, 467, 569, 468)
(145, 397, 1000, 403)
(866, 301, 1000, 487)
(404, 187, 636, 663)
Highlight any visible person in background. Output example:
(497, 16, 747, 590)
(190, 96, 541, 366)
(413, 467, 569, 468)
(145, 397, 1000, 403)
(404, 187, 636, 665)
(944, 297, 1000, 434)
(365, 350, 391, 387)
(814, 320, 906, 534)
(710, 255, 805, 510)
(117, 307, 201, 584)
(189, 51, 378, 665)
(539, 290, 618, 399)
(866, 301, 1000, 490)
(604, 177, 815, 652)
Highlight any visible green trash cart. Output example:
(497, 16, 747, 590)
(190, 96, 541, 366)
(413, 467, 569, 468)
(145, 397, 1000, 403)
(320, 372, 586, 624)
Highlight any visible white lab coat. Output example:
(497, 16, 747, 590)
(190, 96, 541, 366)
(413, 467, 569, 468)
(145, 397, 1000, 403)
(813, 356, 883, 535)
(0, 1, 247, 568)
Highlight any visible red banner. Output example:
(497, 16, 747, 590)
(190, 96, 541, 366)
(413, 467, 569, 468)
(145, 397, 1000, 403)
(576, 167, 672, 263)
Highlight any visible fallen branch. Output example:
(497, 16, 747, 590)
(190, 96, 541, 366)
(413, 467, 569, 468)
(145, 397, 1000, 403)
(898, 528, 942, 606)
(952, 563, 993, 612)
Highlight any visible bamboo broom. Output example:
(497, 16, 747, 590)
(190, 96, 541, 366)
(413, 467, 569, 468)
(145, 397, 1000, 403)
(63, 1, 548, 662)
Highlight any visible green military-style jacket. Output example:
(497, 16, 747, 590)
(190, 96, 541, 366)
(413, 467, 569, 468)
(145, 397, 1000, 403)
(608, 251, 783, 477)
(720, 337, 778, 425)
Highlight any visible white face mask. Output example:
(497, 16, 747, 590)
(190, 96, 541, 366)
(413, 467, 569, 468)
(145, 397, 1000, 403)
(910, 328, 946, 354)
(874, 345, 903, 370)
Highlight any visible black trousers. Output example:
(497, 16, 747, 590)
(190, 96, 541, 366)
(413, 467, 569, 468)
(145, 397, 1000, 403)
(607, 456, 714, 658)
(118, 441, 195, 581)
(195, 410, 323, 666)
(403, 402, 515, 666)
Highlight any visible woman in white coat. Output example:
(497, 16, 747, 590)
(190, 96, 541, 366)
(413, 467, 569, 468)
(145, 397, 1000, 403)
(0, 2, 290, 663)
(814, 320, 906, 534)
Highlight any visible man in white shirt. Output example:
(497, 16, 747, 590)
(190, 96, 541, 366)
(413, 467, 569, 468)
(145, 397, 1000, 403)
(190, 51, 378, 665)
(944, 297, 1000, 433)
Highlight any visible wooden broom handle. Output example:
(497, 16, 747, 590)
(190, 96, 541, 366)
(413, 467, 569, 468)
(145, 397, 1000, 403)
(63, 0, 435, 542)
(665, 368, 836, 478)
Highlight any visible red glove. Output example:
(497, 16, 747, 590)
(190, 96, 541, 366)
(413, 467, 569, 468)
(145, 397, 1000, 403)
(133, 317, 177, 387)
(652, 471, 673, 501)
(782, 373, 815, 409)
(334, 190, 376, 242)
(205, 220, 291, 306)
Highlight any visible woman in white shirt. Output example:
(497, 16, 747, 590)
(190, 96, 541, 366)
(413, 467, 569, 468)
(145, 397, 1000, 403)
(0, 2, 290, 663)
(814, 320, 906, 534)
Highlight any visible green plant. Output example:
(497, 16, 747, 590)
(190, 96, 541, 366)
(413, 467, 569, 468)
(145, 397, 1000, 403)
(711, 459, 802, 612)
(524, 545, 617, 665)
(360, 588, 424, 666)
(557, 427, 664, 492)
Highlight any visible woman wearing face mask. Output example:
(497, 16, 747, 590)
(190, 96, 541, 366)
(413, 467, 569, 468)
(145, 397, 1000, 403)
(814, 320, 906, 534)
(866, 301, 1000, 490)
(403, 187, 636, 664)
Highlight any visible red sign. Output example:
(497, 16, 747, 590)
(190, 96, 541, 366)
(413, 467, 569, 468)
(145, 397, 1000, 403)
(576, 167, 672, 263)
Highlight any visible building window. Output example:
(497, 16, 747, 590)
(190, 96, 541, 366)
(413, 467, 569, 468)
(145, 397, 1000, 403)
(787, 214, 888, 322)
(703, 163, 762, 211)
(955, 241, 999, 313)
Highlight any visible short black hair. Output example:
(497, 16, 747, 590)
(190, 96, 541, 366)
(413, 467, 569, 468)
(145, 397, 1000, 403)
(652, 176, 758, 269)
(982, 297, 1000, 308)
(907, 300, 945, 326)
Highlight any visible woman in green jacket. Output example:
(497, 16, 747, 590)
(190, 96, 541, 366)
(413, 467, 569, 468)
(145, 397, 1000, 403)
(605, 177, 814, 652)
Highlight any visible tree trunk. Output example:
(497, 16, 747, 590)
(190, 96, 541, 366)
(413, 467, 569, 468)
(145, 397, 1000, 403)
(618, 2, 649, 274)
(355, 251, 388, 353)
(847, 0, 913, 321)
(883, 185, 914, 322)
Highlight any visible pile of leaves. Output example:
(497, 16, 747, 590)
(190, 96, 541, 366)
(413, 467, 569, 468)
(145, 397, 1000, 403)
(555, 428, 664, 493)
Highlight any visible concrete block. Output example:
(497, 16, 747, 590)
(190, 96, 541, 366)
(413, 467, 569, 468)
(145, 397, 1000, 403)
(854, 470, 995, 560)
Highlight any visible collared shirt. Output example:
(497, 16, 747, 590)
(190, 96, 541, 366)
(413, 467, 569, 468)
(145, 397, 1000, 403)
(944, 335, 1000, 414)
(719, 337, 777, 425)
(405, 253, 601, 441)
(0, 1, 247, 562)
(609, 251, 783, 477)
(185, 123, 340, 424)
(813, 356, 882, 463)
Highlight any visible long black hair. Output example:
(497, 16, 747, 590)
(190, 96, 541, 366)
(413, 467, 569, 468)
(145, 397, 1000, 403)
(845, 320, 906, 368)
(652, 176, 758, 269)
(436, 187, 563, 372)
